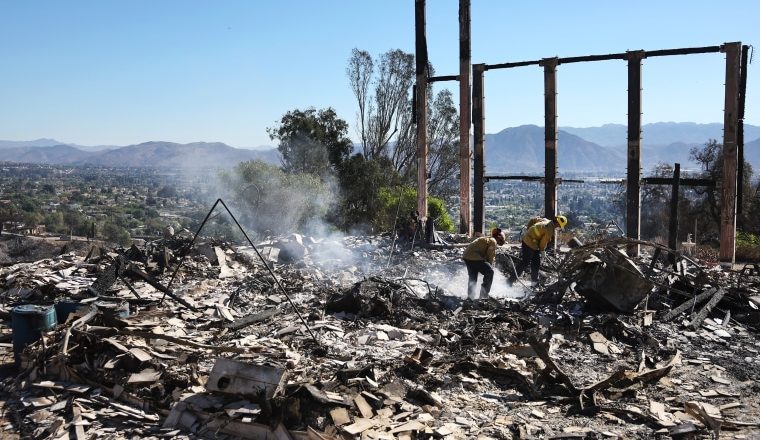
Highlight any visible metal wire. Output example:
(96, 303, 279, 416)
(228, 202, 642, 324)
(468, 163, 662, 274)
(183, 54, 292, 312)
(161, 198, 319, 345)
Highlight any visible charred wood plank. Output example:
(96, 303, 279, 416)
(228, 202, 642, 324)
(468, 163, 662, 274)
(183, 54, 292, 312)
(528, 335, 578, 393)
(124, 264, 197, 311)
(689, 288, 727, 328)
(225, 308, 279, 331)
(662, 288, 716, 322)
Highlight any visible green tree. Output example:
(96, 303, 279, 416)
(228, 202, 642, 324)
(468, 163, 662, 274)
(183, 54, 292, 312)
(348, 48, 415, 159)
(640, 163, 676, 242)
(690, 139, 759, 236)
(376, 186, 454, 233)
(334, 155, 400, 230)
(267, 107, 352, 176)
(347, 49, 460, 198)
(157, 185, 178, 198)
(426, 89, 459, 198)
(102, 221, 131, 246)
(220, 160, 332, 235)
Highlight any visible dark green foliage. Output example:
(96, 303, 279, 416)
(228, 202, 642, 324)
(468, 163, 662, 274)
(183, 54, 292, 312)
(736, 231, 760, 262)
(157, 185, 178, 198)
(102, 221, 131, 246)
(333, 155, 400, 230)
(267, 107, 353, 176)
(220, 160, 331, 235)
(689, 139, 759, 236)
(376, 186, 454, 233)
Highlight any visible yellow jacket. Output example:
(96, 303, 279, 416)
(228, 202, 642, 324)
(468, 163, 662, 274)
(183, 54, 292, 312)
(463, 237, 498, 264)
(522, 219, 556, 251)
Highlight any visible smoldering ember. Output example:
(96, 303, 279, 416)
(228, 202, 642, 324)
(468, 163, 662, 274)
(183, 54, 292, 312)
(1, 202, 759, 439)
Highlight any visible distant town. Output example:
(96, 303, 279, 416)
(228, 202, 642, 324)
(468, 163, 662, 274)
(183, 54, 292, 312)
(0, 161, 630, 249)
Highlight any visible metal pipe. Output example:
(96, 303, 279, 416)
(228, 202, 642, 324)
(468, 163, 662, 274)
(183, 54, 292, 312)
(162, 198, 319, 344)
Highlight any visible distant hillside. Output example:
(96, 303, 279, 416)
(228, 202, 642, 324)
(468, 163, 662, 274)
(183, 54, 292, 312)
(485, 125, 624, 173)
(561, 122, 760, 147)
(93, 141, 278, 168)
(2, 123, 756, 174)
(746, 137, 760, 170)
(0, 141, 280, 168)
(0, 138, 116, 152)
(0, 145, 93, 164)
(0, 138, 64, 149)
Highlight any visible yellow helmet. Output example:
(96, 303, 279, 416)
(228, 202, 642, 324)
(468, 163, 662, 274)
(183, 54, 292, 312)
(555, 215, 568, 229)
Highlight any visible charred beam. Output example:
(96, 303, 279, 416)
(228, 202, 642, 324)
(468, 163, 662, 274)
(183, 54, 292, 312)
(485, 175, 584, 183)
(485, 60, 540, 70)
(668, 163, 681, 266)
(641, 177, 715, 187)
(626, 50, 645, 257)
(458, 0, 471, 235)
(541, 57, 559, 220)
(428, 74, 459, 82)
(719, 42, 741, 265)
(485, 45, 723, 72)
(415, 0, 429, 224)
(472, 63, 486, 235)
(737, 44, 749, 218)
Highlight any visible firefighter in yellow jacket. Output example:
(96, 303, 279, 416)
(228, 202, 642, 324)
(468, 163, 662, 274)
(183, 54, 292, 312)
(508, 215, 567, 285)
(463, 228, 506, 299)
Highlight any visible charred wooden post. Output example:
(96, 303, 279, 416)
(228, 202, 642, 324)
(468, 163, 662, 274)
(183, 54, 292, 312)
(719, 42, 741, 265)
(737, 44, 749, 220)
(541, 57, 559, 220)
(458, 0, 472, 235)
(472, 63, 486, 235)
(626, 50, 645, 257)
(415, 0, 429, 228)
(668, 163, 681, 266)
(469, 44, 725, 240)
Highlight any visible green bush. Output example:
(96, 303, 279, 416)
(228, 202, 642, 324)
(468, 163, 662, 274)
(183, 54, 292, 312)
(333, 155, 400, 230)
(376, 186, 454, 233)
(102, 221, 131, 246)
(220, 160, 332, 235)
(736, 231, 760, 262)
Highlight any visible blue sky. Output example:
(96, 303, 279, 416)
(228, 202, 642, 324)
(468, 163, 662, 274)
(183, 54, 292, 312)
(1, 1, 758, 148)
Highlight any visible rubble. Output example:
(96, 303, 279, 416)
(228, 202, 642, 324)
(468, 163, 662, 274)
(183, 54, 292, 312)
(0, 231, 759, 439)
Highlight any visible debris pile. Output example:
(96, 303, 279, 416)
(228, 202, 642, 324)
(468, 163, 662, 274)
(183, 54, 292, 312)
(1, 232, 760, 439)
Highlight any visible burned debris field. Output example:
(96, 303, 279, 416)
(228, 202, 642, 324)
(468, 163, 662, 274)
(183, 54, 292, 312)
(1, 1, 757, 439)
(1, 223, 760, 439)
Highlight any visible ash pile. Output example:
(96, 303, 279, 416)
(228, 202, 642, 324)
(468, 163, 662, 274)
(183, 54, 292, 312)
(1, 229, 760, 439)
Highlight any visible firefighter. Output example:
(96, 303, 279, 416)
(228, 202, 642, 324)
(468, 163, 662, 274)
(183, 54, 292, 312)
(463, 228, 506, 299)
(508, 215, 568, 285)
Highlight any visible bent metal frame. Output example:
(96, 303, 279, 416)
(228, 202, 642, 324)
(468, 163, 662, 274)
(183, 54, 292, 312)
(414, 0, 748, 265)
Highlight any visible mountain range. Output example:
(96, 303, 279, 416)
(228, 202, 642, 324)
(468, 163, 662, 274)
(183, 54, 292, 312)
(1, 122, 758, 174)
(0, 141, 280, 169)
(488, 122, 760, 174)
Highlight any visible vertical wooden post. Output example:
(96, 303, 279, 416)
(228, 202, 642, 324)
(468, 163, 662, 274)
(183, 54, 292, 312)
(736, 44, 749, 220)
(541, 58, 559, 220)
(668, 163, 681, 266)
(626, 50, 645, 257)
(415, 0, 429, 223)
(458, 0, 472, 235)
(719, 42, 741, 266)
(472, 63, 486, 235)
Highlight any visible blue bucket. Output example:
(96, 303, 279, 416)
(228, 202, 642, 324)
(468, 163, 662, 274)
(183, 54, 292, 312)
(54, 301, 86, 324)
(11, 305, 57, 365)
